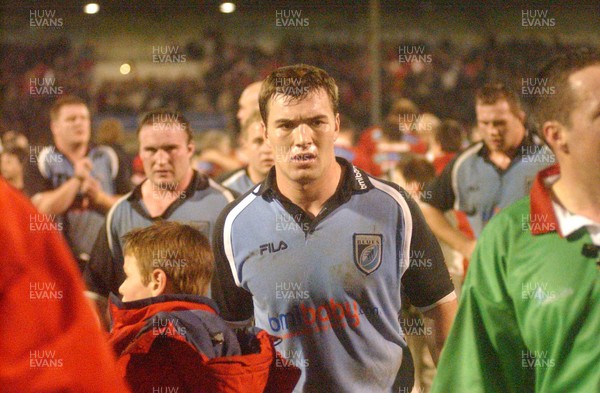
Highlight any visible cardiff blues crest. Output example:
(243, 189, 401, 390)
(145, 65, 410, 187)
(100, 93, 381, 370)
(353, 234, 383, 275)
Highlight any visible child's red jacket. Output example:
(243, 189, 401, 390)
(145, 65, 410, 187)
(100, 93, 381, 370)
(108, 294, 300, 393)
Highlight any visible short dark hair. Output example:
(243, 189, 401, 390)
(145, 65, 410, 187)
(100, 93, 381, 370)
(396, 154, 436, 185)
(531, 48, 600, 142)
(0, 145, 28, 164)
(435, 120, 464, 153)
(137, 109, 192, 143)
(50, 95, 88, 122)
(259, 64, 339, 124)
(475, 83, 522, 117)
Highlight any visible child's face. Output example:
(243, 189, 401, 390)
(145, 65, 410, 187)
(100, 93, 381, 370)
(119, 255, 154, 302)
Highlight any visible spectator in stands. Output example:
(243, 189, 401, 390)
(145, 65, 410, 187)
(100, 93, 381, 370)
(24, 96, 131, 270)
(220, 111, 274, 193)
(95, 118, 133, 188)
(84, 109, 235, 328)
(420, 83, 554, 260)
(109, 221, 300, 393)
(0, 145, 27, 191)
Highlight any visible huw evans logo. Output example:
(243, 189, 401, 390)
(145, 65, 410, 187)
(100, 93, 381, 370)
(30, 9, 63, 28)
(275, 10, 309, 28)
(521, 10, 556, 28)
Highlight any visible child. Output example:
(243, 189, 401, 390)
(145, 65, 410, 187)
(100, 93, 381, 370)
(108, 221, 299, 393)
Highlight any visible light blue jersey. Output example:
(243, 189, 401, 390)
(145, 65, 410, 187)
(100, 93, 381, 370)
(212, 158, 455, 392)
(220, 168, 255, 194)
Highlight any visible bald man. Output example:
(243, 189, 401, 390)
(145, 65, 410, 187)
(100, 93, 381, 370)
(237, 81, 262, 125)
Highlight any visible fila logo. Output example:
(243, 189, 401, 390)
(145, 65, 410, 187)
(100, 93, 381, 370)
(259, 241, 288, 255)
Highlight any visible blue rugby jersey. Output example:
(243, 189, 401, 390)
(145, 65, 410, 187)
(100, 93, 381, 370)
(423, 136, 554, 236)
(24, 144, 130, 261)
(212, 157, 455, 392)
(84, 170, 235, 298)
(220, 168, 255, 194)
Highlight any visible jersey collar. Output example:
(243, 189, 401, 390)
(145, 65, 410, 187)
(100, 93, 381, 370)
(127, 170, 209, 219)
(529, 163, 561, 236)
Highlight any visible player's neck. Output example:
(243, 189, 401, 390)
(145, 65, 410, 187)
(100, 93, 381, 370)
(56, 141, 87, 161)
(142, 169, 194, 215)
(247, 165, 266, 185)
(278, 161, 342, 218)
(552, 166, 600, 223)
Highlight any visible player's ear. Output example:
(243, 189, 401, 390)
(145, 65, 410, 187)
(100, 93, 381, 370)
(187, 139, 196, 156)
(150, 269, 168, 296)
(542, 120, 568, 154)
(333, 113, 340, 141)
(262, 121, 271, 145)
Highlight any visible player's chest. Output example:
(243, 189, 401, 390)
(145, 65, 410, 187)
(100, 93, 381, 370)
(235, 211, 402, 298)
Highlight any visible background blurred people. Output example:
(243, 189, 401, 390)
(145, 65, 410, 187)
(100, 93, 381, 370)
(24, 96, 130, 270)
(220, 111, 274, 193)
(420, 84, 554, 260)
(0, 146, 27, 191)
(95, 118, 133, 188)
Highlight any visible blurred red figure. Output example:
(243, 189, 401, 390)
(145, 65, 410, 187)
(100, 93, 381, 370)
(357, 98, 428, 176)
(0, 178, 129, 392)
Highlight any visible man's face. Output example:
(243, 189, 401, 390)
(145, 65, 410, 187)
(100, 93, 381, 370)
(119, 255, 153, 302)
(476, 100, 525, 153)
(51, 104, 91, 146)
(237, 84, 261, 125)
(0, 153, 22, 179)
(264, 89, 339, 185)
(138, 122, 194, 189)
(564, 64, 600, 174)
(243, 120, 274, 179)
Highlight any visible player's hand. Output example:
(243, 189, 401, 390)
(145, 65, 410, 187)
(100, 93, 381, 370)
(73, 157, 93, 181)
(81, 176, 101, 201)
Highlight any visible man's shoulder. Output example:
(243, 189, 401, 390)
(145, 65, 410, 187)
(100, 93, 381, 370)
(452, 142, 485, 170)
(106, 192, 135, 225)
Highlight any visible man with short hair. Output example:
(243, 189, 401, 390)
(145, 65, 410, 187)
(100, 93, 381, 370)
(432, 48, 600, 393)
(84, 109, 235, 323)
(220, 111, 274, 193)
(24, 96, 130, 268)
(421, 84, 554, 259)
(237, 81, 263, 126)
(212, 64, 457, 392)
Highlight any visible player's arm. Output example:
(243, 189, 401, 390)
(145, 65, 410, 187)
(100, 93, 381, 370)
(422, 298, 457, 364)
(83, 220, 116, 330)
(32, 177, 83, 215)
(430, 215, 532, 393)
(400, 193, 457, 365)
(211, 210, 254, 325)
(421, 203, 475, 259)
(420, 159, 475, 259)
(28, 157, 91, 215)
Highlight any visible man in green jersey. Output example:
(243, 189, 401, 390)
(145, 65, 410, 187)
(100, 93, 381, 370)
(432, 48, 600, 393)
